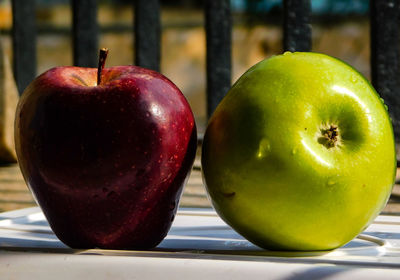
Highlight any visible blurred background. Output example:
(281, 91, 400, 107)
(0, 0, 380, 211)
(0, 0, 370, 133)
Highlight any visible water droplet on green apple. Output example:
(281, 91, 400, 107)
(291, 148, 297, 155)
(327, 180, 336, 186)
(256, 139, 270, 159)
(384, 104, 388, 111)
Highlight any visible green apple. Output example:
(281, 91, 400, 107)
(202, 52, 396, 251)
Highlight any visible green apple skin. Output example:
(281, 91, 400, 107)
(202, 52, 396, 251)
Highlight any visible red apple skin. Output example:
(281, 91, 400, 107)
(15, 66, 197, 249)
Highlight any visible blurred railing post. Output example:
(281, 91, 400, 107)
(370, 0, 400, 143)
(205, 0, 232, 119)
(134, 0, 161, 72)
(72, 0, 99, 67)
(12, 0, 37, 95)
(283, 0, 312, 52)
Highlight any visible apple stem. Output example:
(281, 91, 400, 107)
(97, 48, 109, 86)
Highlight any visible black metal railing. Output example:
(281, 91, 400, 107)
(205, 0, 231, 118)
(11, 0, 37, 94)
(370, 0, 400, 140)
(10, 0, 400, 143)
(72, 0, 99, 68)
(283, 0, 311, 52)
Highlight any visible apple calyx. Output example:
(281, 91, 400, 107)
(319, 124, 340, 149)
(97, 48, 109, 86)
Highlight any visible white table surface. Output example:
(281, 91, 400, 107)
(1, 207, 400, 279)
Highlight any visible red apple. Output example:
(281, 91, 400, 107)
(15, 49, 197, 249)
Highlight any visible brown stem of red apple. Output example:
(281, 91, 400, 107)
(97, 48, 109, 86)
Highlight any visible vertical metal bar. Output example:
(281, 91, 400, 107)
(370, 0, 400, 141)
(205, 0, 232, 118)
(12, 0, 37, 94)
(283, 0, 312, 52)
(72, 0, 99, 67)
(134, 0, 161, 72)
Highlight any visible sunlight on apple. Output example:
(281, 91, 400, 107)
(301, 139, 332, 167)
(332, 84, 372, 123)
